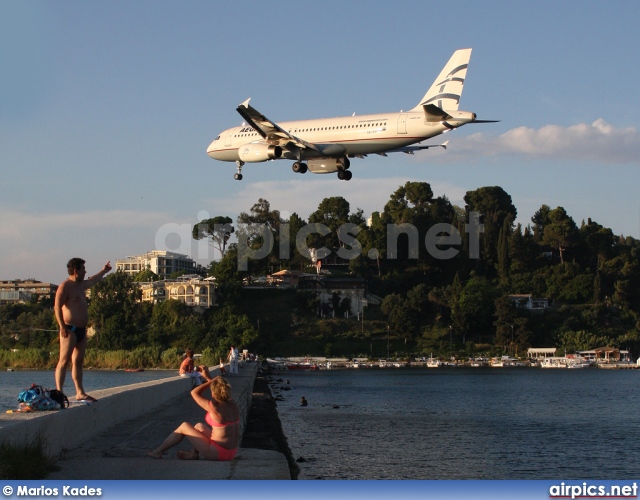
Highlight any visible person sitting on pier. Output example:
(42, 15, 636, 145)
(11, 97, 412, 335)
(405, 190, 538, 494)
(179, 349, 209, 385)
(147, 376, 240, 461)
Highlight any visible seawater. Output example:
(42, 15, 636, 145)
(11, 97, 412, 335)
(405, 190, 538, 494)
(273, 368, 640, 479)
(0, 369, 175, 411)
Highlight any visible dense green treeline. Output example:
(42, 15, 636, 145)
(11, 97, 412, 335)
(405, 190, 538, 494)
(2, 182, 639, 364)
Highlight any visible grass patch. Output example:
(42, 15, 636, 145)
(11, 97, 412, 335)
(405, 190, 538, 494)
(0, 435, 59, 479)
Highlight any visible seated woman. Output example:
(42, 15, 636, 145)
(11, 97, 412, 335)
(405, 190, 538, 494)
(179, 350, 210, 385)
(147, 376, 240, 461)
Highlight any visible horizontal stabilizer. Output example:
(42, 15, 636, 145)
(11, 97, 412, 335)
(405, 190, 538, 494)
(423, 104, 453, 122)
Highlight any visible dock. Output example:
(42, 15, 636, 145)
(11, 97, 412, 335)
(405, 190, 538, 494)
(0, 362, 291, 480)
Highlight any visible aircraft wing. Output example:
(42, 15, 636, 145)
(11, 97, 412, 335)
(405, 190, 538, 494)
(381, 141, 449, 156)
(236, 99, 320, 153)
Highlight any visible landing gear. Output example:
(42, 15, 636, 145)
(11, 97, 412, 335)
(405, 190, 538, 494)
(337, 156, 351, 180)
(234, 161, 244, 181)
(338, 156, 351, 170)
(292, 161, 308, 174)
(337, 169, 352, 181)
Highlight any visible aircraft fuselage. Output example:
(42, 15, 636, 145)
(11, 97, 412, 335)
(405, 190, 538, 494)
(206, 110, 472, 162)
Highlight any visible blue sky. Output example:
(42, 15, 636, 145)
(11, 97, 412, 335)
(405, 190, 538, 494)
(1, 0, 639, 284)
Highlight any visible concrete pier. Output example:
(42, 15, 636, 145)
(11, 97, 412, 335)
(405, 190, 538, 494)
(0, 362, 290, 480)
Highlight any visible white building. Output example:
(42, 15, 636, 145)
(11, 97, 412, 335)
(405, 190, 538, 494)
(509, 294, 549, 311)
(138, 275, 216, 311)
(116, 250, 203, 280)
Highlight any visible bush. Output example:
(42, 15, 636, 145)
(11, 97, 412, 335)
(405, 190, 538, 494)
(0, 435, 58, 479)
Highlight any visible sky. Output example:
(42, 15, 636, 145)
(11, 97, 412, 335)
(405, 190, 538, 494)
(1, 0, 639, 284)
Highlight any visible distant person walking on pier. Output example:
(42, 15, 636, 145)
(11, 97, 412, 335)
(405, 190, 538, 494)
(147, 376, 240, 461)
(54, 258, 112, 403)
(227, 344, 239, 375)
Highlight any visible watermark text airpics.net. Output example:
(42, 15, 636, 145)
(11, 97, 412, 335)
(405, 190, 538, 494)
(155, 212, 484, 271)
(549, 482, 638, 499)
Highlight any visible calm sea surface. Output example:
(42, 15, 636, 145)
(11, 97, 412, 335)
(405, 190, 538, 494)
(0, 369, 175, 411)
(272, 368, 640, 480)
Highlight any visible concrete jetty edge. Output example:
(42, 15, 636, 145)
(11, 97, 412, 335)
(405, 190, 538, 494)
(0, 362, 291, 480)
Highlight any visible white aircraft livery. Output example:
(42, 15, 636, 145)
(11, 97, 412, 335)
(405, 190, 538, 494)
(206, 48, 496, 181)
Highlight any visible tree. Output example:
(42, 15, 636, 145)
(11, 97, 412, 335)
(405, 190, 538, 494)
(308, 196, 352, 253)
(88, 272, 146, 349)
(237, 199, 283, 275)
(192, 215, 234, 259)
(210, 245, 242, 299)
(464, 186, 517, 272)
(497, 220, 510, 287)
(531, 204, 551, 242)
(455, 276, 499, 342)
(542, 207, 579, 264)
(133, 269, 159, 282)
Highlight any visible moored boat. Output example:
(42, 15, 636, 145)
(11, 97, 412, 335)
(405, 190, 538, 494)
(426, 354, 441, 368)
(285, 362, 319, 370)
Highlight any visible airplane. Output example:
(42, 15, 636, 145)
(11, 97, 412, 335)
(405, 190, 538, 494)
(206, 48, 497, 181)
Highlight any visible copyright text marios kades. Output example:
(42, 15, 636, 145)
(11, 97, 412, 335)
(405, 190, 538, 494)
(16, 485, 102, 496)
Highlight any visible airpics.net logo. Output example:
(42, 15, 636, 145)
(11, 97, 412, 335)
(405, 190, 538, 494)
(549, 482, 638, 499)
(155, 210, 485, 271)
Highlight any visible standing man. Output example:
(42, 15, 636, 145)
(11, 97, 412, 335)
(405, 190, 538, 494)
(227, 344, 239, 376)
(54, 258, 112, 402)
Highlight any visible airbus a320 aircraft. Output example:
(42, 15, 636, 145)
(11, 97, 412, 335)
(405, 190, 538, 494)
(206, 48, 496, 181)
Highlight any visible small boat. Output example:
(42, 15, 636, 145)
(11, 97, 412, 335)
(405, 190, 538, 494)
(125, 368, 144, 372)
(540, 357, 570, 368)
(567, 357, 591, 369)
(285, 362, 319, 371)
(426, 354, 441, 368)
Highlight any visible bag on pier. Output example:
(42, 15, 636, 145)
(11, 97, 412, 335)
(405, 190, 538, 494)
(17, 384, 69, 411)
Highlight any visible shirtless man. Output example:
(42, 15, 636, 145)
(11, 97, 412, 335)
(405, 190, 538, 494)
(54, 258, 112, 402)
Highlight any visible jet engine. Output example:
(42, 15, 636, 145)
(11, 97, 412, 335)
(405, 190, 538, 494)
(238, 143, 283, 163)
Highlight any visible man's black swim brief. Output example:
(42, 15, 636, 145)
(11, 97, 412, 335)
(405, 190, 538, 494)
(65, 324, 87, 342)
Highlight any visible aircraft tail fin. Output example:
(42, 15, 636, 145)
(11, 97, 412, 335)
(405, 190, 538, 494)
(410, 48, 472, 113)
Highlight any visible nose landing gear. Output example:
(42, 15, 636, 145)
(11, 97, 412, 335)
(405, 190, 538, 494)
(234, 161, 244, 181)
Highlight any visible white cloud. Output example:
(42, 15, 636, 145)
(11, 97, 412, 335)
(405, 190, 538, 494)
(443, 119, 639, 163)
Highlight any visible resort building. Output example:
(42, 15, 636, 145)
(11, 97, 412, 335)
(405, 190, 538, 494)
(0, 279, 58, 304)
(116, 250, 204, 280)
(137, 274, 216, 312)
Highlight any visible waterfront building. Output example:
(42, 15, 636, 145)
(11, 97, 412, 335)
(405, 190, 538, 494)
(527, 347, 557, 360)
(116, 250, 204, 280)
(0, 279, 58, 304)
(577, 348, 631, 364)
(137, 274, 216, 312)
